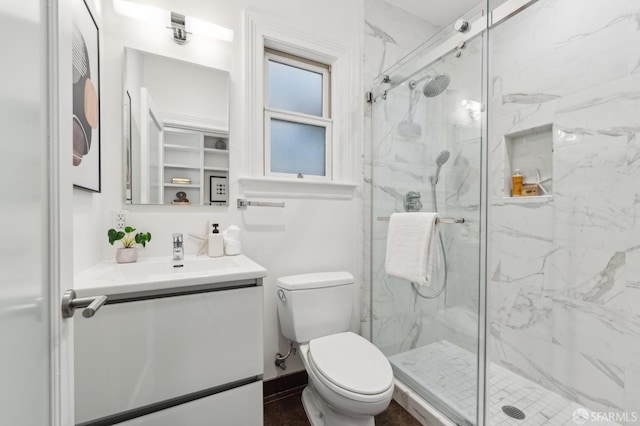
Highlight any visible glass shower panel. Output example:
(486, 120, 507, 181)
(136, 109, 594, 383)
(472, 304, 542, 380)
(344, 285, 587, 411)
(370, 31, 484, 426)
(486, 0, 640, 423)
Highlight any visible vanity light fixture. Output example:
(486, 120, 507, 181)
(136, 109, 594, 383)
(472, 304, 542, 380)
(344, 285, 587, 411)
(113, 0, 234, 44)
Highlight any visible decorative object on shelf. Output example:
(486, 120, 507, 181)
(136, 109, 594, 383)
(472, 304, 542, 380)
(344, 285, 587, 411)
(521, 184, 538, 196)
(72, 0, 101, 192)
(171, 177, 192, 185)
(172, 191, 191, 205)
(209, 175, 228, 205)
(107, 226, 152, 263)
(511, 169, 523, 197)
(214, 139, 227, 150)
(535, 169, 550, 195)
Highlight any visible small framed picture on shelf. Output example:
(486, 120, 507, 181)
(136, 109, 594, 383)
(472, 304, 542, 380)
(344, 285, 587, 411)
(209, 175, 228, 205)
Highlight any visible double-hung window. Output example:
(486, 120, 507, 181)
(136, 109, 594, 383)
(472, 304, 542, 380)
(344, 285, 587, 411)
(264, 49, 332, 179)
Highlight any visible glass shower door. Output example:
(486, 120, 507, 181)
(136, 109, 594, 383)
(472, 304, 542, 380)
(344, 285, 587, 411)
(370, 17, 485, 426)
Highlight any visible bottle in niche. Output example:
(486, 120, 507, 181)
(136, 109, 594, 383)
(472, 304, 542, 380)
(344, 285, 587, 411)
(208, 223, 224, 257)
(512, 169, 523, 197)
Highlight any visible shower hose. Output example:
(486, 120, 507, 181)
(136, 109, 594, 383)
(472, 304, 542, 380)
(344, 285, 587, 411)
(412, 183, 448, 300)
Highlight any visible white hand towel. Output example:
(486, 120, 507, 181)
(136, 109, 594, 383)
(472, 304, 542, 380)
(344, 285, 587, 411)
(222, 225, 242, 255)
(384, 212, 440, 286)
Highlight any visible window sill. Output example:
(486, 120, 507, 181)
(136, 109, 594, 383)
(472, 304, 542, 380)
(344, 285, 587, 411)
(238, 176, 359, 199)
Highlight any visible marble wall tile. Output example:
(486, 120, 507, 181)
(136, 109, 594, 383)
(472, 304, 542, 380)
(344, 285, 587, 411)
(489, 323, 626, 413)
(624, 368, 640, 418)
(488, 0, 640, 419)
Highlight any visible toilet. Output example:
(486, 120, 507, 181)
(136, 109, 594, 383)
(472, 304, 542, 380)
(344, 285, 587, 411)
(276, 272, 394, 426)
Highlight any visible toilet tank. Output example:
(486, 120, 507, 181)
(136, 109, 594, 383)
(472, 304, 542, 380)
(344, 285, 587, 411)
(276, 272, 354, 343)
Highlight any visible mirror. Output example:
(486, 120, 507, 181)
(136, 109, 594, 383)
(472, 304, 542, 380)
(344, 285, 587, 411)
(123, 47, 230, 206)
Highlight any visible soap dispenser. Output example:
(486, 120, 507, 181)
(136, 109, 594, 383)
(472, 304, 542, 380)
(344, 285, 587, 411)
(208, 223, 224, 257)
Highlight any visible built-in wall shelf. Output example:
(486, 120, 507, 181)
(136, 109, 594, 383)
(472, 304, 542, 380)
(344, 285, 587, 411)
(164, 144, 201, 152)
(501, 194, 553, 204)
(203, 148, 229, 154)
(504, 124, 553, 198)
(164, 183, 201, 189)
(164, 163, 201, 170)
(162, 127, 229, 206)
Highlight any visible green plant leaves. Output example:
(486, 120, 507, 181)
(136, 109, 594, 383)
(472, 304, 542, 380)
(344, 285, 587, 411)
(134, 232, 152, 247)
(108, 228, 151, 248)
(107, 228, 126, 245)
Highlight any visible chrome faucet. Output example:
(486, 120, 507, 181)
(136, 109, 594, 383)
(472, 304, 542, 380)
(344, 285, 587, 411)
(172, 233, 184, 267)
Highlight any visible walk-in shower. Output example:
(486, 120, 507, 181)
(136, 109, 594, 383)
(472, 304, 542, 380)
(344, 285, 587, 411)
(369, 0, 640, 424)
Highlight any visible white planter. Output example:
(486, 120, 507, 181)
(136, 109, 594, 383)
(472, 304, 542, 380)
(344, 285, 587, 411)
(116, 248, 138, 264)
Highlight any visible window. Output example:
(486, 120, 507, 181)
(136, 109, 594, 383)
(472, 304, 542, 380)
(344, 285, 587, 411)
(264, 49, 332, 179)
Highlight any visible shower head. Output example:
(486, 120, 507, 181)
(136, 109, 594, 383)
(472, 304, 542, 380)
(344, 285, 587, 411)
(422, 74, 450, 98)
(432, 150, 451, 185)
(435, 150, 450, 166)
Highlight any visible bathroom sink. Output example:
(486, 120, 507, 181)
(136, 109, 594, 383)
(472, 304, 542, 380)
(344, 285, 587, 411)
(74, 255, 266, 298)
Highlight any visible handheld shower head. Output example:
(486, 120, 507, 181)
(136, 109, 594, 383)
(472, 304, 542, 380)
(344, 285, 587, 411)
(422, 74, 450, 98)
(436, 150, 450, 166)
(432, 150, 451, 185)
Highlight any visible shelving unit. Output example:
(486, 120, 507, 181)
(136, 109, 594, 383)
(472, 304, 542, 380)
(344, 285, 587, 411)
(162, 127, 229, 205)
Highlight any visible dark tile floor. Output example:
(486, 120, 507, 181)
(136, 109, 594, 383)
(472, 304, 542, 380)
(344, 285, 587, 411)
(264, 390, 422, 426)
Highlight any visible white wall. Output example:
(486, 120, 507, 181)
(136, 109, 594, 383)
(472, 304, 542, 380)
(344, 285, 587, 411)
(72, 0, 363, 381)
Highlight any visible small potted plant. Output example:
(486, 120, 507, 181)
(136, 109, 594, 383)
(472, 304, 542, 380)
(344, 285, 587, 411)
(107, 226, 152, 264)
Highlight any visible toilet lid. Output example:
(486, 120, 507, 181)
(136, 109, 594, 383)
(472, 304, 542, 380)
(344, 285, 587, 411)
(308, 332, 393, 395)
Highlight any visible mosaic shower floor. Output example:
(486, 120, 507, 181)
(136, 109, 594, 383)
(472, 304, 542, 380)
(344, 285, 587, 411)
(389, 340, 621, 426)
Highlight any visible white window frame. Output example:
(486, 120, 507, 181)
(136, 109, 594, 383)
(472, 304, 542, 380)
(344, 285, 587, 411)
(263, 50, 332, 180)
(244, 11, 361, 197)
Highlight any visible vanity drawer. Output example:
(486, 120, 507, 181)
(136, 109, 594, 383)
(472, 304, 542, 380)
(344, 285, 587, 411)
(120, 381, 262, 426)
(75, 285, 263, 424)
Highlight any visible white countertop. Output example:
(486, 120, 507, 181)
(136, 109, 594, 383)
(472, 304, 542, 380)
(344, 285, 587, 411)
(74, 254, 267, 298)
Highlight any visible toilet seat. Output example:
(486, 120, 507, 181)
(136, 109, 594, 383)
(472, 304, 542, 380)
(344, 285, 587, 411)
(307, 332, 393, 403)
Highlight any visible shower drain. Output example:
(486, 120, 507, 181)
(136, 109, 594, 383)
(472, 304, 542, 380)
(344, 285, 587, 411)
(502, 405, 526, 420)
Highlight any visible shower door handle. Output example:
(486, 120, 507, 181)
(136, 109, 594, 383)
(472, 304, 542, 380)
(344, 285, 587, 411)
(61, 289, 108, 319)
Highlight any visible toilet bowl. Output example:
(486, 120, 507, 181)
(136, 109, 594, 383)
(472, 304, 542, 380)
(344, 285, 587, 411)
(276, 272, 394, 426)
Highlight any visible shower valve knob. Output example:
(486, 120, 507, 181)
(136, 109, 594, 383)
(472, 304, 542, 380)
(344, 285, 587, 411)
(454, 19, 469, 33)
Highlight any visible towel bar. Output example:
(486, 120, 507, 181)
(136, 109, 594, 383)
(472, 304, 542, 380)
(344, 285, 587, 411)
(237, 198, 285, 209)
(376, 216, 465, 224)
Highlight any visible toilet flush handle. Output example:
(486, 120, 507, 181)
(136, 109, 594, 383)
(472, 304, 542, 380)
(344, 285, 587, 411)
(277, 289, 287, 302)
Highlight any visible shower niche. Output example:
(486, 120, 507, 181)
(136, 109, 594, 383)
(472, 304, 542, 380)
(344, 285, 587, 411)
(504, 124, 553, 199)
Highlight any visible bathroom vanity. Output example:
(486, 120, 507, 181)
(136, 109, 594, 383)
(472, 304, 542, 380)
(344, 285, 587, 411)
(73, 255, 266, 425)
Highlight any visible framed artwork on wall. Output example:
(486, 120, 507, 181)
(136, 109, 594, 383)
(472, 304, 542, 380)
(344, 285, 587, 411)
(72, 0, 101, 192)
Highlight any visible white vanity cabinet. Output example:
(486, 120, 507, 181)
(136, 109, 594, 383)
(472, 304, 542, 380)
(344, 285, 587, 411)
(74, 279, 263, 425)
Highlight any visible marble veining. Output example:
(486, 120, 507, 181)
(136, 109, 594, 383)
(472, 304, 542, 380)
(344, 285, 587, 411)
(488, 0, 640, 419)
(503, 93, 561, 104)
